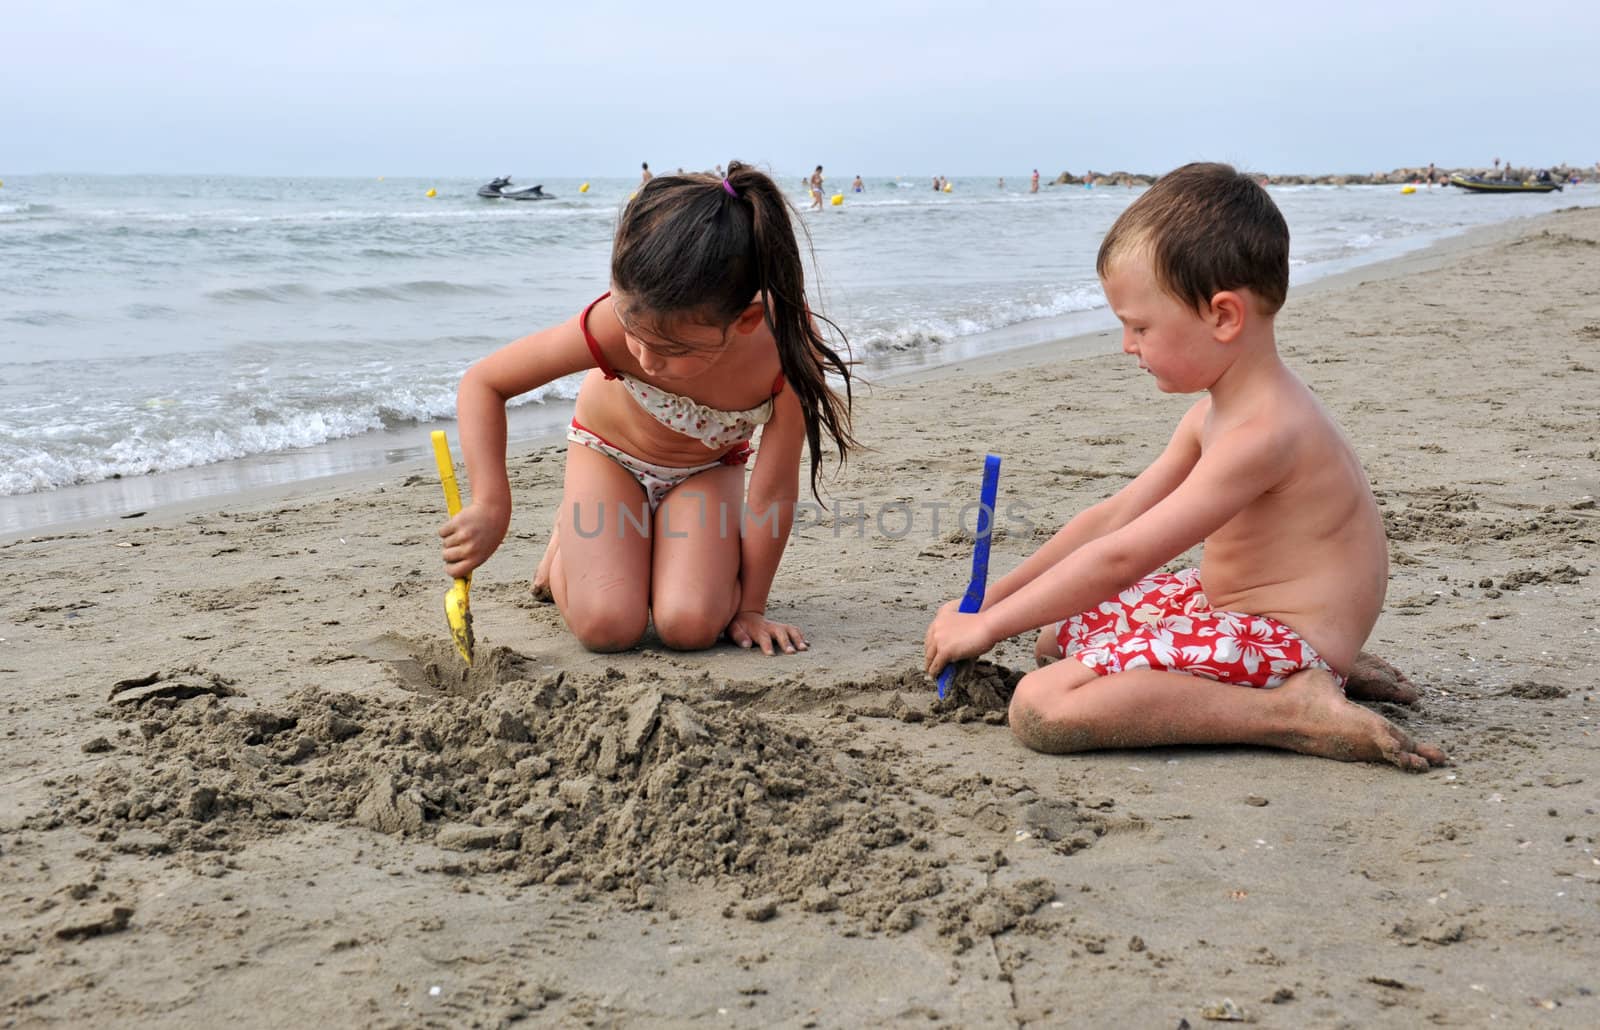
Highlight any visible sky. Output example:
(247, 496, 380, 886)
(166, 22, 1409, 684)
(5, 0, 1598, 177)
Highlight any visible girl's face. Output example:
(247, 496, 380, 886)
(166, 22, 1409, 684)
(610, 293, 732, 381)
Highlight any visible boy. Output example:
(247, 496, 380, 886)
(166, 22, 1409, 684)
(924, 163, 1446, 771)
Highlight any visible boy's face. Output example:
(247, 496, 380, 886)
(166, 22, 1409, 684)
(1101, 254, 1228, 394)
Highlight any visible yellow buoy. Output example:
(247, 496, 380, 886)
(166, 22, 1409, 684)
(628, 191, 637, 201)
(377, 176, 385, 181)
(1400, 185, 1416, 194)
(942, 182, 953, 193)
(425, 187, 437, 198)
(579, 182, 590, 193)
(830, 193, 844, 206)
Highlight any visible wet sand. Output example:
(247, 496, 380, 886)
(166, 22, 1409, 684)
(3, 207, 1598, 1027)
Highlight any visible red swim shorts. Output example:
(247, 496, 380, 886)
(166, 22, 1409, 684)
(1050, 568, 1342, 689)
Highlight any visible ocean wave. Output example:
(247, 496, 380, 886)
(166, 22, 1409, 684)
(325, 280, 508, 302)
(66, 204, 616, 228)
(0, 201, 56, 219)
(0, 373, 585, 496)
(206, 283, 318, 304)
(2, 309, 80, 327)
(853, 285, 1106, 355)
(124, 303, 179, 320)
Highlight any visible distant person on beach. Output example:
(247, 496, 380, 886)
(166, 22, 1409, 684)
(1426, 162, 1436, 187)
(641, 162, 653, 185)
(998, 177, 1006, 190)
(443, 163, 855, 657)
(852, 174, 864, 193)
(925, 162, 1447, 772)
(1030, 169, 1040, 193)
(809, 166, 824, 210)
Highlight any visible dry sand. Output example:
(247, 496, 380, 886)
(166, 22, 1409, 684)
(3, 207, 1598, 1027)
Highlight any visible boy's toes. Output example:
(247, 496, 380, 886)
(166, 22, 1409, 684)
(1379, 727, 1448, 773)
(1417, 741, 1451, 767)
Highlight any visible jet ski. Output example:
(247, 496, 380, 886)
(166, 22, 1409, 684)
(477, 176, 553, 200)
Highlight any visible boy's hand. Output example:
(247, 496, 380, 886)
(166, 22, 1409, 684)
(727, 611, 808, 655)
(924, 610, 994, 678)
(438, 502, 509, 580)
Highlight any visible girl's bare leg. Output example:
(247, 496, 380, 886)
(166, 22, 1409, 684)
(648, 467, 745, 651)
(1008, 659, 1448, 772)
(549, 443, 653, 652)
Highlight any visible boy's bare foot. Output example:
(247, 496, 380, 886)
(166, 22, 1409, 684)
(1344, 650, 1420, 705)
(531, 527, 558, 603)
(1273, 669, 1448, 772)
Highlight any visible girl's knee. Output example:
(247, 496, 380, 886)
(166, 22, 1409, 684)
(565, 605, 648, 653)
(652, 599, 729, 651)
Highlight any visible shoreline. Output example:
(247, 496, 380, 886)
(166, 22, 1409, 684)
(2, 205, 1598, 1025)
(0, 204, 1572, 542)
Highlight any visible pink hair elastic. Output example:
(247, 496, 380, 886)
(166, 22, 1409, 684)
(722, 178, 738, 197)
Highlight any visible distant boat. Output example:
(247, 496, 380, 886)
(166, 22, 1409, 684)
(1448, 174, 1562, 195)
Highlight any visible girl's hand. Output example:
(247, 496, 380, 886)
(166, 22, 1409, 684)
(438, 502, 510, 580)
(924, 610, 994, 678)
(727, 611, 808, 656)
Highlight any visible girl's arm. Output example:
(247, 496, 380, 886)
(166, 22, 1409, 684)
(440, 312, 595, 579)
(978, 399, 1208, 611)
(730, 385, 806, 653)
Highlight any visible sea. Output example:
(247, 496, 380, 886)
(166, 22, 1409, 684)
(3, 172, 1594, 533)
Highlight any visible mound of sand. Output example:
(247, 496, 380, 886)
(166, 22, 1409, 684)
(40, 648, 1055, 941)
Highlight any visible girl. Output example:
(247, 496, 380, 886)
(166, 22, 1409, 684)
(440, 162, 854, 656)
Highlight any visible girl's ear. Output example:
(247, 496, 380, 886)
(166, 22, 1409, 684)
(732, 299, 767, 335)
(1208, 290, 1246, 343)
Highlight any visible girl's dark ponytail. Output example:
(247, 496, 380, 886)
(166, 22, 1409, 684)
(612, 160, 855, 498)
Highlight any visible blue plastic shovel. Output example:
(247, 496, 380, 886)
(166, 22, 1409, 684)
(938, 453, 1002, 699)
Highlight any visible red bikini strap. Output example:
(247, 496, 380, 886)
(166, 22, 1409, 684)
(580, 292, 618, 380)
(771, 373, 785, 397)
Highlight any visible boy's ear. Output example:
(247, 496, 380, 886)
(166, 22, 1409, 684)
(1208, 290, 1247, 343)
(732, 300, 767, 335)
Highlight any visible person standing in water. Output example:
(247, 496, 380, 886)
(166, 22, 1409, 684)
(1030, 169, 1040, 193)
(851, 174, 864, 193)
(809, 165, 824, 210)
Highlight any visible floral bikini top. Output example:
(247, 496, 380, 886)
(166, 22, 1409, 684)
(581, 292, 785, 450)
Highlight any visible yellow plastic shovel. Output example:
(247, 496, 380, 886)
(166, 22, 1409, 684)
(431, 430, 475, 666)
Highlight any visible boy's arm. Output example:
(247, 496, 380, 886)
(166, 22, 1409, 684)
(976, 413, 1294, 645)
(732, 386, 806, 650)
(441, 313, 594, 578)
(980, 400, 1208, 610)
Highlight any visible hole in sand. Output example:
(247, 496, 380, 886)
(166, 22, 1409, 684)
(380, 636, 544, 698)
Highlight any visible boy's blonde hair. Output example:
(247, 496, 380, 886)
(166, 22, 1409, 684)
(1096, 162, 1290, 316)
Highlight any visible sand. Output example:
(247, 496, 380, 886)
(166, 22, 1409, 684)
(3, 207, 1598, 1027)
